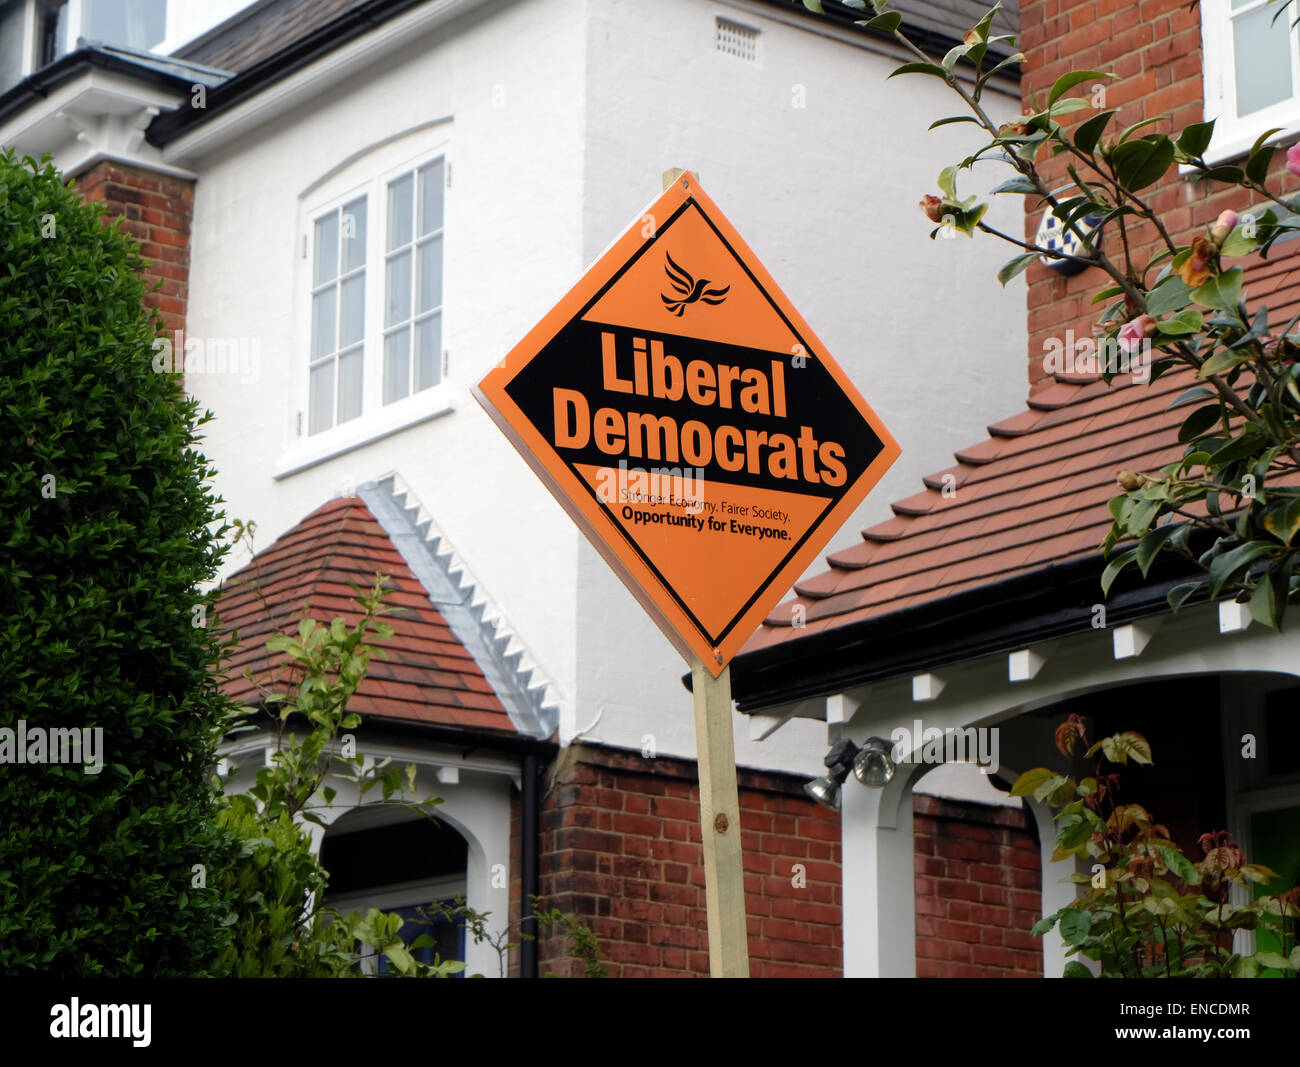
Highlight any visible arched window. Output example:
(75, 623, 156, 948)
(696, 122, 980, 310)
(320, 810, 470, 975)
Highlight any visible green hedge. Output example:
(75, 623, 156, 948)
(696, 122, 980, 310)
(0, 151, 234, 976)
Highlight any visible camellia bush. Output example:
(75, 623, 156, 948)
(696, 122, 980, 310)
(1012, 716, 1299, 978)
(0, 151, 235, 975)
(801, 0, 1300, 627)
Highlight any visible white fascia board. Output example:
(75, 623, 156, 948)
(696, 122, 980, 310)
(160, 0, 492, 168)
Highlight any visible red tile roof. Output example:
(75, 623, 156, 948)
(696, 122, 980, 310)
(216, 496, 516, 735)
(744, 240, 1300, 657)
(743, 366, 1196, 654)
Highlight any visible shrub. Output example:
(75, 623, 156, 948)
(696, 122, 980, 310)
(0, 151, 235, 975)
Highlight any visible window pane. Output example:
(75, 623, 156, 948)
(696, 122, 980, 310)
(314, 211, 339, 286)
(415, 313, 442, 392)
(84, 0, 167, 51)
(416, 234, 443, 314)
(312, 287, 337, 359)
(341, 197, 367, 273)
(309, 361, 334, 435)
(386, 250, 412, 327)
(338, 347, 364, 424)
(383, 328, 411, 404)
(340, 273, 365, 347)
(418, 159, 444, 236)
(1233, 6, 1294, 116)
(387, 172, 414, 251)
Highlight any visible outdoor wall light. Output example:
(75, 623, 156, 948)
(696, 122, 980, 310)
(804, 737, 898, 810)
(852, 737, 897, 788)
(803, 739, 858, 811)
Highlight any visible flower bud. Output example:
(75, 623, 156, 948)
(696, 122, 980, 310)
(1210, 209, 1239, 245)
(1116, 470, 1143, 491)
(919, 195, 945, 223)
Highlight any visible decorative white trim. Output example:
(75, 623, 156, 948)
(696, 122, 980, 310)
(1008, 648, 1045, 682)
(912, 673, 945, 702)
(1219, 600, 1252, 634)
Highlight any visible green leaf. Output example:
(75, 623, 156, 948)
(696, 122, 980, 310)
(1208, 541, 1274, 598)
(800, 0, 826, 13)
(928, 115, 981, 129)
(1074, 109, 1117, 154)
(998, 253, 1038, 286)
(1189, 266, 1243, 312)
(1030, 911, 1061, 937)
(1176, 121, 1215, 159)
(1049, 97, 1093, 117)
(1199, 164, 1245, 183)
(859, 11, 902, 32)
(1136, 523, 1181, 577)
(1178, 403, 1222, 443)
(1154, 309, 1203, 336)
(1101, 548, 1139, 595)
(1167, 581, 1202, 611)
(1246, 127, 1284, 185)
(1062, 960, 1094, 978)
(1219, 225, 1259, 257)
(1248, 568, 1283, 630)
(890, 61, 947, 79)
(1157, 845, 1201, 885)
(1010, 767, 1055, 798)
(1145, 276, 1191, 316)
(1167, 386, 1217, 411)
(990, 176, 1039, 195)
(1049, 70, 1113, 106)
(1262, 498, 1300, 546)
(937, 165, 958, 199)
(1059, 909, 1093, 946)
(1253, 951, 1291, 970)
(1111, 136, 1175, 191)
(1198, 347, 1252, 378)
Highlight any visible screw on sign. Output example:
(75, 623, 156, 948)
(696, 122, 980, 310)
(474, 172, 899, 976)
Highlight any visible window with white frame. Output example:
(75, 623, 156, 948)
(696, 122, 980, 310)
(1202, 0, 1300, 162)
(304, 150, 447, 438)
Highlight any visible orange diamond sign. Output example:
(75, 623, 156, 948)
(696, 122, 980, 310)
(474, 175, 899, 676)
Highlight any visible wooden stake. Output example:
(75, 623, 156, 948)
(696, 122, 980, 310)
(664, 167, 747, 977)
(691, 660, 750, 978)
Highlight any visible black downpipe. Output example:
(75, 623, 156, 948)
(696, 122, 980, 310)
(520, 754, 539, 978)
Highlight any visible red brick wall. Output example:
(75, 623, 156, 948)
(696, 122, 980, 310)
(537, 743, 841, 978)
(913, 794, 1043, 977)
(1019, 0, 1300, 389)
(74, 161, 193, 338)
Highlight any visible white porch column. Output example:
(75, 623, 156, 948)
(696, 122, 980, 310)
(841, 764, 918, 977)
(1027, 796, 1078, 978)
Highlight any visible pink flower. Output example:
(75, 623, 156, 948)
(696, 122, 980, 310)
(1118, 314, 1156, 353)
(1210, 209, 1238, 244)
(1288, 142, 1300, 176)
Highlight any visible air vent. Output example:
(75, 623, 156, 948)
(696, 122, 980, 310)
(715, 17, 758, 62)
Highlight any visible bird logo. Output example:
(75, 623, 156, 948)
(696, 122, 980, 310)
(661, 252, 730, 317)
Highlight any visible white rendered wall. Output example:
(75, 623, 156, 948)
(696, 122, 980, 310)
(182, 0, 588, 716)
(179, 0, 1026, 775)
(572, 0, 1028, 772)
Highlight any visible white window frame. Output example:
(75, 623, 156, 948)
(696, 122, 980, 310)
(1201, 0, 1300, 164)
(277, 136, 453, 479)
